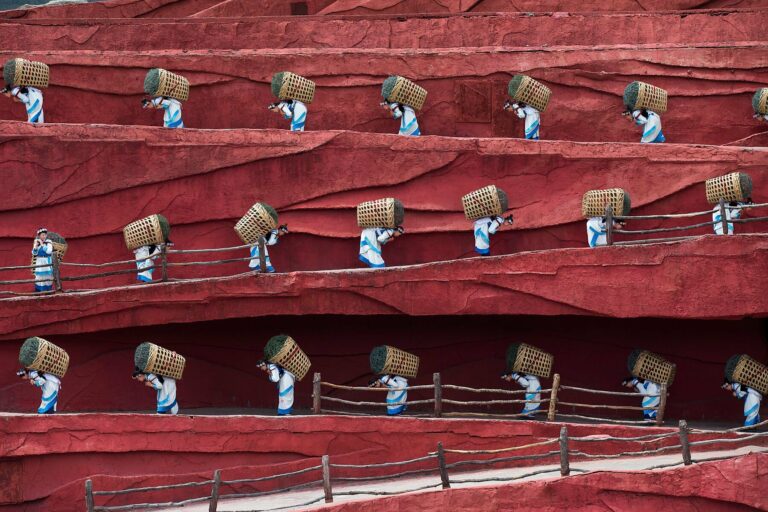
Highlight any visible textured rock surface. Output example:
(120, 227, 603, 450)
(2, 10, 767, 50)
(1, 314, 765, 419)
(1, 236, 767, 341)
(0, 125, 765, 290)
(0, 413, 749, 510)
(321, 452, 768, 511)
(0, 44, 764, 143)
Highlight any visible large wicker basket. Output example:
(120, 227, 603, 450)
(705, 172, 752, 204)
(624, 81, 667, 113)
(729, 355, 768, 395)
(144, 68, 189, 102)
(581, 188, 630, 218)
(123, 214, 168, 250)
(3, 58, 49, 88)
(357, 198, 404, 228)
(507, 343, 553, 378)
(383, 76, 427, 111)
(507, 75, 551, 112)
(752, 88, 768, 115)
(274, 71, 315, 104)
(19, 337, 69, 378)
(370, 345, 419, 378)
(462, 185, 508, 220)
(135, 342, 185, 380)
(267, 336, 311, 381)
(234, 203, 278, 244)
(630, 350, 676, 386)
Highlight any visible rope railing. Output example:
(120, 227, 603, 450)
(85, 419, 767, 511)
(606, 200, 768, 246)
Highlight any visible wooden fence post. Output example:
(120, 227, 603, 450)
(85, 479, 95, 512)
(258, 238, 267, 273)
(321, 455, 333, 503)
(605, 204, 615, 246)
(719, 198, 729, 235)
(547, 373, 560, 422)
(678, 420, 692, 466)
(52, 257, 63, 292)
(312, 372, 322, 414)
(433, 373, 442, 418)
(160, 244, 168, 282)
(209, 470, 221, 512)
(655, 383, 668, 426)
(559, 426, 570, 476)
(436, 442, 451, 489)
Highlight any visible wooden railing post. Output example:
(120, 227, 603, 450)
(719, 198, 729, 235)
(605, 204, 614, 246)
(433, 373, 442, 418)
(160, 244, 168, 282)
(678, 420, 692, 466)
(258, 238, 267, 273)
(655, 383, 668, 426)
(436, 442, 451, 489)
(52, 256, 63, 292)
(321, 455, 333, 503)
(559, 426, 570, 476)
(312, 372, 322, 414)
(547, 373, 560, 422)
(209, 470, 221, 512)
(85, 479, 95, 512)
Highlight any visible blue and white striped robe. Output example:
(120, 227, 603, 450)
(633, 110, 665, 143)
(151, 97, 184, 128)
(30, 371, 60, 414)
(279, 100, 307, 132)
(32, 240, 54, 291)
(12, 86, 44, 123)
(147, 373, 179, 415)
(268, 364, 295, 415)
(733, 383, 762, 427)
(134, 245, 161, 283)
(388, 102, 420, 137)
(511, 373, 542, 415)
(514, 105, 540, 140)
(380, 375, 408, 415)
(359, 227, 395, 268)
(586, 217, 608, 248)
(249, 230, 279, 273)
(712, 203, 743, 235)
(629, 378, 661, 420)
(474, 216, 504, 255)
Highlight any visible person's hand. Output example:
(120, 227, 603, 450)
(380, 102, 391, 111)
(504, 214, 514, 225)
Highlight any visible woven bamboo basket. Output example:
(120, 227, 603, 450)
(19, 337, 69, 377)
(382, 76, 427, 111)
(581, 188, 631, 218)
(123, 214, 169, 250)
(144, 68, 189, 102)
(507, 343, 553, 379)
(728, 354, 768, 395)
(272, 71, 315, 104)
(752, 88, 768, 115)
(705, 172, 752, 204)
(462, 185, 508, 220)
(3, 58, 49, 88)
(135, 342, 185, 380)
(265, 335, 311, 381)
(507, 75, 551, 112)
(370, 345, 419, 378)
(630, 350, 676, 386)
(623, 81, 667, 113)
(234, 203, 278, 244)
(357, 198, 405, 228)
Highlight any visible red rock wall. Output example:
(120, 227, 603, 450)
(0, 44, 763, 143)
(1, 314, 765, 422)
(320, 453, 768, 512)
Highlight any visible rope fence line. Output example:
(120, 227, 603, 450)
(85, 419, 767, 512)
